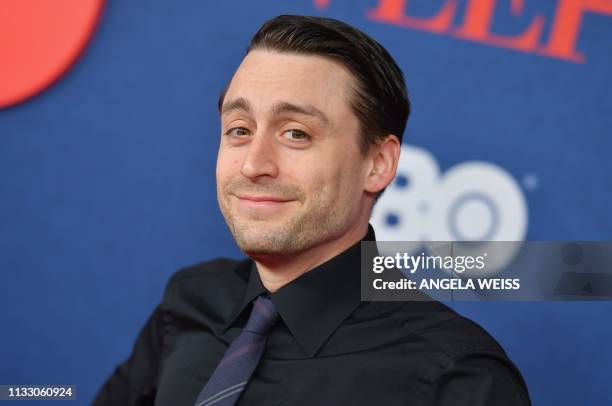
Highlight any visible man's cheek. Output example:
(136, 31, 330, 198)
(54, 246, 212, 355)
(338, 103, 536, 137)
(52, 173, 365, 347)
(310, 174, 339, 203)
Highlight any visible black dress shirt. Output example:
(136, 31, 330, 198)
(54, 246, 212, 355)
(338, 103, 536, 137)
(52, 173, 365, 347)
(94, 225, 531, 405)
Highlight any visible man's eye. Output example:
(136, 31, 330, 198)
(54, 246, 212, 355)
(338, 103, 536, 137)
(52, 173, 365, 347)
(224, 127, 251, 137)
(282, 129, 310, 141)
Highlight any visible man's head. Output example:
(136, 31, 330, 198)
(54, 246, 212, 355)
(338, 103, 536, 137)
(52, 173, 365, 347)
(216, 15, 410, 258)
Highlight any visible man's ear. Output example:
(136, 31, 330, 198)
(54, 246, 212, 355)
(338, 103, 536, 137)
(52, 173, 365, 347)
(364, 135, 401, 194)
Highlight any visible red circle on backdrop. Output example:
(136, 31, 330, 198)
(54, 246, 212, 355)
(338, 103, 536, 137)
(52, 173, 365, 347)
(0, 0, 105, 108)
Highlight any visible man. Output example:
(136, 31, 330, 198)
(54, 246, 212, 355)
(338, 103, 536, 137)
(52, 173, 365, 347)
(95, 14, 531, 405)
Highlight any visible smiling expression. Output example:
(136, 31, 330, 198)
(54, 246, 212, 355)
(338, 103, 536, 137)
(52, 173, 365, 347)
(216, 50, 372, 257)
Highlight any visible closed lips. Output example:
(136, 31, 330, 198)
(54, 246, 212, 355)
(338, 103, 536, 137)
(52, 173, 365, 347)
(236, 195, 293, 202)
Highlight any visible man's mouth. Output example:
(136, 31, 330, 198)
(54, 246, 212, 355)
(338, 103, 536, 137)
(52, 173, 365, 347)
(236, 194, 293, 203)
(233, 194, 296, 210)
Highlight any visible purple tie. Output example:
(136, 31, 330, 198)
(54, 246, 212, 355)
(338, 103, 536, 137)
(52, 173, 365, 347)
(193, 296, 279, 406)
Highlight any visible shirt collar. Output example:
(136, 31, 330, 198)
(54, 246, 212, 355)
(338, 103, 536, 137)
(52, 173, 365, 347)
(226, 224, 377, 357)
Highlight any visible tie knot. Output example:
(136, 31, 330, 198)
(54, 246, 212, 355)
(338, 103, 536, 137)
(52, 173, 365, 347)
(244, 296, 279, 335)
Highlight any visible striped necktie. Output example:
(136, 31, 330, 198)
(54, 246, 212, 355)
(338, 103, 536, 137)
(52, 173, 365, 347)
(193, 295, 279, 406)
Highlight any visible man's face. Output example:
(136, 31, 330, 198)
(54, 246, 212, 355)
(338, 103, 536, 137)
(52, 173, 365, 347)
(216, 50, 370, 257)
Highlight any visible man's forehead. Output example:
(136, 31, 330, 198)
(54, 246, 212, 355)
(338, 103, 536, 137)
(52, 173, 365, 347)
(219, 50, 355, 115)
(236, 49, 348, 78)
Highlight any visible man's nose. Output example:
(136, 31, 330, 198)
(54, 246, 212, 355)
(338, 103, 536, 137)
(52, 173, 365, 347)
(240, 132, 279, 180)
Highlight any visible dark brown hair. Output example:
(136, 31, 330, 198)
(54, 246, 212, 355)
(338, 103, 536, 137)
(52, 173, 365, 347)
(221, 14, 411, 155)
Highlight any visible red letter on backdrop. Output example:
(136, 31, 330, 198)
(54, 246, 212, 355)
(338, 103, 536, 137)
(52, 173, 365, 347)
(367, 0, 457, 33)
(453, 0, 545, 53)
(543, 0, 612, 63)
(314, 0, 331, 9)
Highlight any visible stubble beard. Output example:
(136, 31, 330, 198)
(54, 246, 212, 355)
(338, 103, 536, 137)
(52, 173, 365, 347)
(218, 182, 352, 258)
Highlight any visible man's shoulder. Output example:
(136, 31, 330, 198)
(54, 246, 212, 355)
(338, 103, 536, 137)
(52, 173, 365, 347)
(363, 301, 531, 404)
(370, 300, 507, 359)
(161, 257, 252, 305)
(158, 257, 253, 325)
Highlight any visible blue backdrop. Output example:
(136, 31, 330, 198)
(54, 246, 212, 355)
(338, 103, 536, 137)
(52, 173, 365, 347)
(1, 1, 611, 404)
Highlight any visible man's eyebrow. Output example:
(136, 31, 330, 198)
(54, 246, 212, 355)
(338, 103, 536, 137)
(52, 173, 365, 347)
(271, 102, 329, 124)
(221, 98, 329, 124)
(221, 97, 251, 115)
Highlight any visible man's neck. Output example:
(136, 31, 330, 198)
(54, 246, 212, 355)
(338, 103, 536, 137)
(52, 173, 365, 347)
(253, 222, 369, 293)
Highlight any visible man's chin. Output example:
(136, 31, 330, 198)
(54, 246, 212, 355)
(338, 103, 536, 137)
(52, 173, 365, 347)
(231, 227, 301, 258)
(236, 240, 299, 261)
